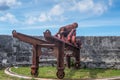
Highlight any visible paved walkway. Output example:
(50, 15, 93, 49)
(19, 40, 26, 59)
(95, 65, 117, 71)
(4, 67, 120, 80)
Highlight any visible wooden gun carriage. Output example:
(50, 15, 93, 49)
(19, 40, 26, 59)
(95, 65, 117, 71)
(12, 22, 81, 79)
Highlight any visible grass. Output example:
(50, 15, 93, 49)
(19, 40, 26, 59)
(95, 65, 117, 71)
(0, 66, 120, 80)
(11, 66, 120, 79)
(0, 69, 26, 80)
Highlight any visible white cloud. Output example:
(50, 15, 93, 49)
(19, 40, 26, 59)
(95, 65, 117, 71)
(93, 3, 107, 15)
(25, 16, 37, 25)
(25, 4, 64, 24)
(0, 13, 18, 23)
(38, 4, 64, 22)
(71, 0, 94, 13)
(25, 0, 113, 24)
(108, 0, 113, 6)
(49, 5, 64, 16)
(25, 13, 49, 24)
(0, 0, 21, 8)
(70, 0, 110, 15)
(0, 0, 21, 6)
(48, 0, 113, 21)
(38, 13, 50, 22)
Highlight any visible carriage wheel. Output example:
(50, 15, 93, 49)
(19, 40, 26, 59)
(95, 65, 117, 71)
(56, 70, 65, 79)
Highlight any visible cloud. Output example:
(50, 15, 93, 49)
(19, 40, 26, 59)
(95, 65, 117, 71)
(38, 4, 64, 22)
(25, 0, 113, 24)
(0, 4, 10, 11)
(25, 16, 37, 25)
(108, 0, 113, 6)
(38, 13, 50, 22)
(49, 0, 112, 15)
(70, 0, 110, 15)
(71, 0, 94, 13)
(25, 13, 49, 24)
(25, 4, 64, 24)
(93, 3, 107, 15)
(0, 13, 18, 23)
(49, 4, 64, 16)
(0, 0, 21, 11)
(45, 0, 113, 20)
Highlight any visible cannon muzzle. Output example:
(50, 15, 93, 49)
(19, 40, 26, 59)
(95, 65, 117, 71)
(62, 22, 78, 30)
(58, 22, 78, 34)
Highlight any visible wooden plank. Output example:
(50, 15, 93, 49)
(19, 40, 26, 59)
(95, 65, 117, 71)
(12, 30, 49, 45)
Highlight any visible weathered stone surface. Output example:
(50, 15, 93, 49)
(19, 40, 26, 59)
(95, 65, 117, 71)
(80, 36, 120, 69)
(0, 35, 120, 69)
(0, 35, 14, 67)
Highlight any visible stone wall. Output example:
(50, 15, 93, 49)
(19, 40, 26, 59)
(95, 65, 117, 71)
(80, 36, 120, 69)
(0, 35, 120, 69)
(0, 35, 14, 68)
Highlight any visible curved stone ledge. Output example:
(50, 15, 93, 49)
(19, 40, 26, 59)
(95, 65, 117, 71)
(4, 67, 56, 80)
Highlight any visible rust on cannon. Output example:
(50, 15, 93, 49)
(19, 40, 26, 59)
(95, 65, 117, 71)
(12, 22, 81, 79)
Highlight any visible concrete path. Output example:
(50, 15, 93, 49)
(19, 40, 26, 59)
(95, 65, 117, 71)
(4, 67, 120, 80)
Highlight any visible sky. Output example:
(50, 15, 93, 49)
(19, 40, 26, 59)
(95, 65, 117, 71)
(0, 0, 120, 36)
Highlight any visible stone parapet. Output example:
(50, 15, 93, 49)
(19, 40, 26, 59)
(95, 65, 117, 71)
(0, 35, 120, 69)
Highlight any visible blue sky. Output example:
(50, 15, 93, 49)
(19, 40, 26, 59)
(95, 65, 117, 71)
(0, 0, 120, 36)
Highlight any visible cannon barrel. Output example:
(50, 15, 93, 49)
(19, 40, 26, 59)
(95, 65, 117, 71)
(58, 22, 78, 34)
(62, 22, 78, 30)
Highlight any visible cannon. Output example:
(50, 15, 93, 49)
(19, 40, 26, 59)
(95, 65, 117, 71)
(12, 22, 81, 79)
(55, 22, 80, 47)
